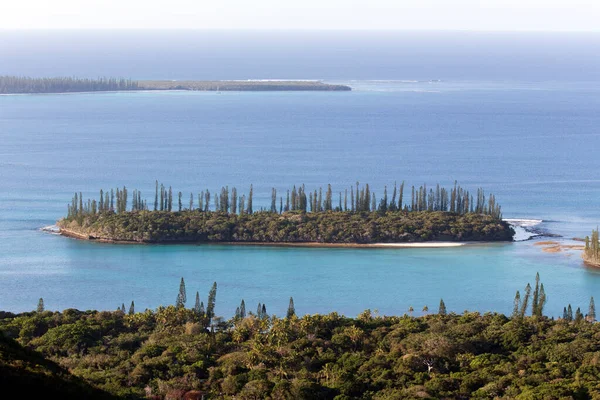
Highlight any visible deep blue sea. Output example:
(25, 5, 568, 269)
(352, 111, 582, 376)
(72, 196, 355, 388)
(1, 31, 600, 317)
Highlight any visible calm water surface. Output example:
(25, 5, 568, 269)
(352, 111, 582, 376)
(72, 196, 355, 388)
(1, 82, 600, 317)
(1, 31, 600, 316)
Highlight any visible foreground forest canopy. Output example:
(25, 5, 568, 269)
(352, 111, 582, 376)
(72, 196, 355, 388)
(1, 274, 598, 399)
(0, 76, 350, 94)
(58, 182, 513, 243)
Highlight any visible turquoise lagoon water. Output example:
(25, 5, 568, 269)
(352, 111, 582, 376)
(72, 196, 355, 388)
(2, 80, 600, 317)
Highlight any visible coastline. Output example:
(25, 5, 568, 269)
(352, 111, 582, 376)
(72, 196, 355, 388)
(57, 227, 496, 248)
(0, 80, 352, 95)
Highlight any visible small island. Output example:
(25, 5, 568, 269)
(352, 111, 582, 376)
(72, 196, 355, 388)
(0, 76, 351, 94)
(57, 182, 514, 245)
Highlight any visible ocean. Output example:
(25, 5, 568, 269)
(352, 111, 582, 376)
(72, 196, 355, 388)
(1, 30, 600, 317)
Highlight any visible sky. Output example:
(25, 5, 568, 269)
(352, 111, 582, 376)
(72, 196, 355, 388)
(2, 0, 599, 31)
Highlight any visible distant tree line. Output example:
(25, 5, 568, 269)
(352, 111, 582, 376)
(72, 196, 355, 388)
(66, 180, 503, 220)
(0, 76, 139, 94)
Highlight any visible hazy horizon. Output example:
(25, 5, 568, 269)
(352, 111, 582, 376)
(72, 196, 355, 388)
(3, 0, 599, 31)
(1, 30, 599, 82)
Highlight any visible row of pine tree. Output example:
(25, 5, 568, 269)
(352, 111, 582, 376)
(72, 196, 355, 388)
(66, 181, 503, 219)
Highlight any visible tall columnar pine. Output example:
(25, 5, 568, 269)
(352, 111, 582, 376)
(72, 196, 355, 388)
(262, 303, 267, 318)
(154, 181, 158, 210)
(121, 303, 125, 313)
(257, 302, 262, 318)
(287, 297, 296, 318)
(189, 193, 193, 210)
(537, 284, 546, 317)
(532, 278, 541, 314)
(532, 272, 540, 316)
(160, 184, 165, 211)
(194, 292, 201, 314)
(520, 283, 531, 318)
(37, 298, 44, 313)
(206, 282, 217, 321)
(168, 187, 173, 212)
(176, 277, 187, 308)
(325, 184, 332, 211)
(247, 184, 253, 214)
(240, 299, 246, 318)
(231, 187, 237, 214)
(589, 296, 596, 322)
(178, 191, 182, 212)
(271, 188, 277, 213)
(318, 187, 323, 212)
(129, 301, 135, 315)
(438, 299, 447, 316)
(239, 195, 245, 215)
(344, 189, 348, 211)
(567, 304, 573, 321)
(512, 290, 521, 318)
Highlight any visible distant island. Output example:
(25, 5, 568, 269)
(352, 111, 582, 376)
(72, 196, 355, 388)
(57, 181, 514, 244)
(0, 76, 351, 94)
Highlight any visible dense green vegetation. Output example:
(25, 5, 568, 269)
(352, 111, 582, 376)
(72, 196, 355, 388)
(0, 325, 116, 399)
(0, 76, 139, 94)
(584, 228, 600, 266)
(59, 182, 512, 243)
(2, 274, 599, 399)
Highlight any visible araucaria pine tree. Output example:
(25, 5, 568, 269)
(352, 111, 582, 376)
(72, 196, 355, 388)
(239, 299, 246, 318)
(438, 299, 447, 316)
(532, 272, 540, 316)
(206, 282, 217, 322)
(176, 277, 187, 308)
(520, 283, 531, 317)
(37, 298, 44, 313)
(287, 297, 296, 318)
(588, 296, 596, 322)
(194, 292, 201, 314)
(512, 291, 520, 318)
(129, 301, 135, 315)
(247, 184, 253, 214)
